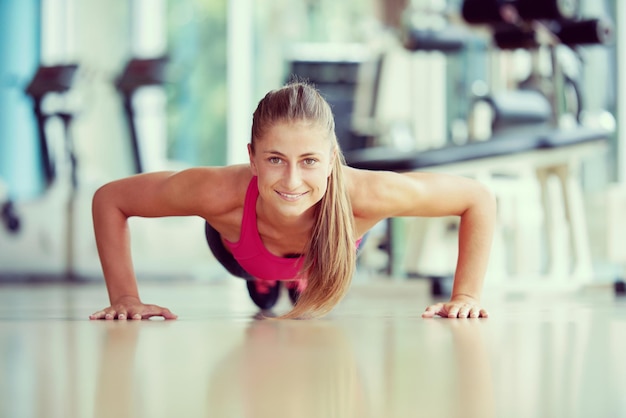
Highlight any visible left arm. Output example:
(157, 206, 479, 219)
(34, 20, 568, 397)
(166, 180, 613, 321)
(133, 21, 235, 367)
(347, 168, 497, 318)
(420, 173, 495, 318)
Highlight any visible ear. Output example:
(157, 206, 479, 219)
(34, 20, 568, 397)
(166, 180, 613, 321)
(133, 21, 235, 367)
(248, 143, 258, 176)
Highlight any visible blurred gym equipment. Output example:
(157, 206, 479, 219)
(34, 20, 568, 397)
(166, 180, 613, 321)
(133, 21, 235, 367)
(340, 0, 614, 295)
(286, 44, 379, 153)
(115, 56, 169, 174)
(0, 64, 82, 281)
(461, 0, 579, 24)
(26, 64, 79, 187)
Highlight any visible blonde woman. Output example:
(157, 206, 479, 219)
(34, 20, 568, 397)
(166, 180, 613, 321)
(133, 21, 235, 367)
(90, 82, 495, 320)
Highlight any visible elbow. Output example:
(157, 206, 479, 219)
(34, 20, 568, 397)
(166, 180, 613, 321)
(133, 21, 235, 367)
(480, 182, 497, 216)
(92, 184, 108, 215)
(465, 180, 497, 219)
(92, 183, 124, 220)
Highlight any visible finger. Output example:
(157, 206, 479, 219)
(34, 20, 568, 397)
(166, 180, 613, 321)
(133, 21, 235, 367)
(469, 306, 481, 318)
(160, 308, 178, 320)
(131, 313, 142, 320)
(457, 305, 470, 318)
(139, 305, 178, 320)
(447, 305, 460, 318)
(117, 309, 128, 320)
(479, 308, 489, 318)
(151, 307, 178, 320)
(422, 303, 443, 318)
(89, 310, 106, 320)
(105, 310, 116, 320)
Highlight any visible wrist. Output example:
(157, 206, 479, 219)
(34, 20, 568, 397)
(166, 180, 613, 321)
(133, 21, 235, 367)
(111, 294, 141, 305)
(451, 292, 480, 303)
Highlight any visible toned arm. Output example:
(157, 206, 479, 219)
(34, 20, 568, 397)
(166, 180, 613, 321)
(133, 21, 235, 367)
(347, 168, 496, 318)
(90, 165, 250, 319)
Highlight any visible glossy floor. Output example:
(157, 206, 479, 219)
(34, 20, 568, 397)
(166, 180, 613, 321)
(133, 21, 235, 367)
(1, 279, 626, 418)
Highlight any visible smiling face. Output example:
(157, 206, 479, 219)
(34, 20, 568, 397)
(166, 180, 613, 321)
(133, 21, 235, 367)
(249, 120, 335, 220)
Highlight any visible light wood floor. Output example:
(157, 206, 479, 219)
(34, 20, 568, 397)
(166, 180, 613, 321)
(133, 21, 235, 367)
(1, 278, 626, 418)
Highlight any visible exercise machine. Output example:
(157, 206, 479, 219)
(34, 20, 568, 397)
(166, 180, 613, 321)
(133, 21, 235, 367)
(0, 64, 82, 281)
(342, 0, 614, 295)
(115, 56, 169, 174)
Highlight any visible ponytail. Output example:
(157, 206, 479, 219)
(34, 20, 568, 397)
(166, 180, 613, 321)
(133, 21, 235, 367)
(279, 150, 355, 319)
(252, 81, 357, 319)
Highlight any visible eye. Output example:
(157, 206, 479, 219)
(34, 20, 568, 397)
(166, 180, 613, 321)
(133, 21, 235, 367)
(268, 157, 282, 164)
(303, 158, 318, 166)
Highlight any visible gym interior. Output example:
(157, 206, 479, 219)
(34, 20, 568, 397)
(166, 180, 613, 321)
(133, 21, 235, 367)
(1, 0, 625, 417)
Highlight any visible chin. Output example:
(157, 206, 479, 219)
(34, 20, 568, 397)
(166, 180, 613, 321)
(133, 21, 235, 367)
(276, 203, 313, 218)
(276, 197, 319, 218)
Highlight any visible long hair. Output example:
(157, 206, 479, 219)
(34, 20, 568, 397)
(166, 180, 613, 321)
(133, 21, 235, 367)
(250, 81, 356, 319)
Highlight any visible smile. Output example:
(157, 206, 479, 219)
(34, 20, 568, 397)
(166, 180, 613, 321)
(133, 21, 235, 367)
(276, 191, 308, 201)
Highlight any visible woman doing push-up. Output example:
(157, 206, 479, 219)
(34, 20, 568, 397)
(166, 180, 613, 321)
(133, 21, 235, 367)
(89, 81, 496, 320)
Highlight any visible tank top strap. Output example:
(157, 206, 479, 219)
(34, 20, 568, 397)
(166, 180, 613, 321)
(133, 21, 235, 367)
(238, 176, 260, 245)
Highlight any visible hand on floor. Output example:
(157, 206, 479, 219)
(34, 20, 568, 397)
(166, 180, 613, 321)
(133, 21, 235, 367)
(89, 295, 178, 320)
(422, 294, 488, 319)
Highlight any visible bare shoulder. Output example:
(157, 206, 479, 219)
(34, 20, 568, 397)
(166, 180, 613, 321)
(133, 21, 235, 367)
(343, 165, 494, 220)
(94, 164, 254, 227)
(343, 166, 417, 220)
(174, 164, 252, 217)
(177, 164, 251, 192)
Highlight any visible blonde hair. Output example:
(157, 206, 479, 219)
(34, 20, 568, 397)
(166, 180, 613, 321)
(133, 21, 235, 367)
(250, 82, 356, 319)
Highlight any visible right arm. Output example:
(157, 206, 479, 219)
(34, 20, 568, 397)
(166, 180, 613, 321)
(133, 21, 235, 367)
(89, 166, 249, 320)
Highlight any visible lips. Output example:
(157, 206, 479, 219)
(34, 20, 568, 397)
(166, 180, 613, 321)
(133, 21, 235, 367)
(276, 190, 308, 201)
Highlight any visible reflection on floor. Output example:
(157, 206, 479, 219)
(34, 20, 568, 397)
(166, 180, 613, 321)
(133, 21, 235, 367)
(1, 278, 626, 418)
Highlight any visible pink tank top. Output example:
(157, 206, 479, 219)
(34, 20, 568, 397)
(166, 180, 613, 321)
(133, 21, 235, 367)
(223, 177, 363, 282)
(223, 177, 305, 281)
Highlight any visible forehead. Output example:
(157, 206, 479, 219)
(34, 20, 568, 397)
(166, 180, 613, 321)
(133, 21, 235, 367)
(255, 121, 330, 153)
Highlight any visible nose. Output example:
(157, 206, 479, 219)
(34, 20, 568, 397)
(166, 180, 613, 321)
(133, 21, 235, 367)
(284, 163, 302, 190)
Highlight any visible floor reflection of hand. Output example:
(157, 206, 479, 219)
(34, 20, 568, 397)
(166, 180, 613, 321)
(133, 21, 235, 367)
(94, 322, 142, 418)
(438, 319, 496, 418)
